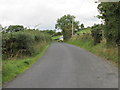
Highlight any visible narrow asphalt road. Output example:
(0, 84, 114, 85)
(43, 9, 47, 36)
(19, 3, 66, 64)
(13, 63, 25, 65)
(4, 43, 118, 88)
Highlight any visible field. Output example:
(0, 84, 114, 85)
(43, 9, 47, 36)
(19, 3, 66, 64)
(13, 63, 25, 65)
(76, 28, 91, 34)
(52, 35, 62, 40)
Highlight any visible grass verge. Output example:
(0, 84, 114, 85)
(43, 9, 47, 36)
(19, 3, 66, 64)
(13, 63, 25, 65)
(67, 40, 118, 66)
(2, 44, 49, 84)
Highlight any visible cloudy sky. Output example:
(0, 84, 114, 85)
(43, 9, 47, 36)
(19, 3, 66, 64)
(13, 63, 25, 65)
(0, 0, 102, 30)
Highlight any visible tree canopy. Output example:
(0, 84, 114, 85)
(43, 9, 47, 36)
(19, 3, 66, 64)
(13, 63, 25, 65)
(97, 2, 120, 45)
(55, 14, 80, 41)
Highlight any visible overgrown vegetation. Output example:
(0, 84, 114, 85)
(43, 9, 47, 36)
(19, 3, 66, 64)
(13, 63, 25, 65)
(67, 33, 118, 66)
(55, 14, 81, 41)
(2, 25, 52, 84)
(97, 2, 120, 46)
(2, 30, 51, 60)
(66, 2, 119, 66)
(3, 45, 49, 84)
(91, 24, 103, 45)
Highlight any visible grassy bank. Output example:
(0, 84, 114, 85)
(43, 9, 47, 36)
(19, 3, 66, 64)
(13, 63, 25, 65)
(76, 28, 91, 34)
(67, 39, 118, 66)
(2, 44, 49, 84)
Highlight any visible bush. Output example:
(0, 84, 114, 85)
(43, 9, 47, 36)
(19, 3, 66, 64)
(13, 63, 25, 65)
(2, 32, 35, 59)
(91, 29, 102, 45)
(15, 32, 35, 55)
(91, 25, 102, 45)
(2, 31, 52, 59)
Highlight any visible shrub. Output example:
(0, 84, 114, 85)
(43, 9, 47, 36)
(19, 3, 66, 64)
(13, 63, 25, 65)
(2, 32, 35, 59)
(15, 32, 35, 56)
(91, 25, 102, 45)
(91, 29, 102, 45)
(2, 31, 52, 59)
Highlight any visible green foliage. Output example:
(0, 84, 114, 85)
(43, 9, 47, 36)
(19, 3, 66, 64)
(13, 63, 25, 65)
(91, 24, 102, 45)
(67, 35, 118, 66)
(6, 25, 24, 32)
(2, 30, 52, 59)
(97, 2, 120, 45)
(2, 32, 34, 59)
(76, 28, 91, 34)
(3, 45, 49, 84)
(53, 32, 62, 36)
(15, 32, 35, 55)
(80, 24, 84, 30)
(55, 14, 80, 41)
(41, 30, 56, 36)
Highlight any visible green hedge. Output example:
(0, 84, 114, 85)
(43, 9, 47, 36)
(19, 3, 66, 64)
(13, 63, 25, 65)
(2, 30, 52, 59)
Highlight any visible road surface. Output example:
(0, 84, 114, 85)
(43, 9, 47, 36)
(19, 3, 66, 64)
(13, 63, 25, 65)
(4, 43, 118, 88)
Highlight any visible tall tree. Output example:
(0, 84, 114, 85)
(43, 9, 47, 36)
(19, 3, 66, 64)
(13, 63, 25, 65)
(97, 2, 120, 45)
(55, 14, 80, 41)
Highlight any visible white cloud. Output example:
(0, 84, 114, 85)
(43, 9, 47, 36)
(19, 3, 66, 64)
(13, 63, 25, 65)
(0, 0, 101, 29)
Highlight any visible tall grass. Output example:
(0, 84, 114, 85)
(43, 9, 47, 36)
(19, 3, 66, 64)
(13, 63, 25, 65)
(3, 45, 49, 84)
(2, 30, 52, 84)
(67, 35, 118, 66)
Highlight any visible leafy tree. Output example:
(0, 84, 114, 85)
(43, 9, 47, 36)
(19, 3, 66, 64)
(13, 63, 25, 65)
(55, 14, 80, 41)
(97, 2, 120, 45)
(80, 24, 84, 30)
(6, 25, 24, 32)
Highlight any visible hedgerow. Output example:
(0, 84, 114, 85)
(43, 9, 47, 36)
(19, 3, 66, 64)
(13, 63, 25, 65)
(2, 30, 52, 60)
